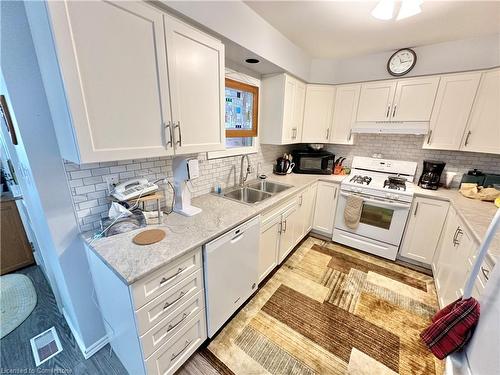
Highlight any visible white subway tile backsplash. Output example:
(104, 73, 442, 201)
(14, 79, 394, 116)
(70, 170, 92, 179)
(75, 185, 95, 195)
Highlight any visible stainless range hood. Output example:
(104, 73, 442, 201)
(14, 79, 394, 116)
(351, 121, 429, 135)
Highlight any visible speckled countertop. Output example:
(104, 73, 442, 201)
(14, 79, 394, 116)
(84, 173, 345, 285)
(84, 172, 498, 285)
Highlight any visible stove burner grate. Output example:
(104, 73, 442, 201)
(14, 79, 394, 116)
(350, 175, 372, 185)
(383, 179, 406, 191)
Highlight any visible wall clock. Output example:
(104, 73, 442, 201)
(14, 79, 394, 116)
(387, 48, 417, 77)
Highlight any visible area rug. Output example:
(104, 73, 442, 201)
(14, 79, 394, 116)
(207, 236, 443, 375)
(0, 274, 37, 338)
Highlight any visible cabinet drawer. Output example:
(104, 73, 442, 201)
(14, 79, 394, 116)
(135, 269, 203, 335)
(145, 310, 207, 375)
(140, 290, 205, 358)
(261, 195, 298, 226)
(132, 249, 201, 309)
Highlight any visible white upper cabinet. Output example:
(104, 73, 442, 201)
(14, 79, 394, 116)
(391, 76, 439, 121)
(356, 80, 397, 122)
(461, 68, 500, 154)
(260, 74, 306, 144)
(424, 72, 481, 150)
(356, 76, 439, 123)
(329, 84, 360, 144)
(45, 1, 224, 163)
(164, 15, 225, 155)
(301, 85, 336, 143)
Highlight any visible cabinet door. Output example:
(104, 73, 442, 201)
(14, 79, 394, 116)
(400, 197, 449, 265)
(291, 80, 306, 143)
(330, 84, 360, 145)
(461, 69, 500, 154)
(278, 203, 301, 263)
(301, 85, 335, 143)
(47, 1, 172, 162)
(304, 183, 318, 234)
(356, 81, 397, 121)
(165, 15, 225, 154)
(312, 182, 338, 235)
(282, 76, 296, 143)
(424, 73, 481, 150)
(259, 216, 281, 283)
(391, 76, 439, 121)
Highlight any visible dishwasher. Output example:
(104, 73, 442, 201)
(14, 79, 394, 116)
(203, 216, 260, 337)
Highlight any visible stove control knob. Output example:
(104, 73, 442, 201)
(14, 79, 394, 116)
(394, 195, 400, 200)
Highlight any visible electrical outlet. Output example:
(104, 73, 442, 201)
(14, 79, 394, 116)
(104, 176, 119, 195)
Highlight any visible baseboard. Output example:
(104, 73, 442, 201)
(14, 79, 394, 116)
(62, 308, 109, 359)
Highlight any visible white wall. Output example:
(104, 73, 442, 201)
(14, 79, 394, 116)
(161, 1, 311, 81)
(1, 0, 106, 352)
(310, 34, 500, 84)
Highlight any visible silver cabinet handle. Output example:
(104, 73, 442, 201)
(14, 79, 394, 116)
(464, 130, 472, 147)
(392, 105, 397, 118)
(164, 121, 173, 148)
(166, 312, 189, 333)
(481, 266, 490, 280)
(160, 268, 184, 286)
(174, 121, 182, 146)
(414, 202, 419, 216)
(386, 106, 391, 118)
(348, 130, 352, 141)
(427, 130, 432, 144)
(171, 339, 192, 361)
(452, 226, 459, 246)
(283, 219, 287, 233)
(299, 195, 303, 206)
(163, 291, 185, 310)
(333, 186, 337, 199)
(278, 221, 282, 234)
(326, 128, 330, 140)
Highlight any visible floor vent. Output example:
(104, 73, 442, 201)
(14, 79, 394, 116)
(30, 327, 63, 366)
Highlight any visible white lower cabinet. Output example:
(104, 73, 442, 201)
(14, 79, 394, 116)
(258, 185, 317, 282)
(432, 207, 478, 307)
(400, 197, 449, 265)
(312, 181, 339, 236)
(87, 247, 207, 375)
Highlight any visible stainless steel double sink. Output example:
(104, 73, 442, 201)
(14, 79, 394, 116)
(219, 180, 292, 204)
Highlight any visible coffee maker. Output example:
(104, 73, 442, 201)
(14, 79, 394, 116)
(419, 160, 446, 190)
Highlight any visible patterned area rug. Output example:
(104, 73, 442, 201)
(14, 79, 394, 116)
(205, 237, 443, 375)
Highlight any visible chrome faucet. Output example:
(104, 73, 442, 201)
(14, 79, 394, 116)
(239, 155, 251, 186)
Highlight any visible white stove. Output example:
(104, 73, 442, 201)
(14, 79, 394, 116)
(333, 156, 418, 260)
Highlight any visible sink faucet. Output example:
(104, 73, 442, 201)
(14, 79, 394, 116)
(239, 155, 251, 186)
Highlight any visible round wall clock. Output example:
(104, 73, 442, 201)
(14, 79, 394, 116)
(387, 48, 417, 77)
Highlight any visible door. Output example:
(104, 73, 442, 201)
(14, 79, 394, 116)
(330, 84, 360, 144)
(312, 182, 338, 235)
(47, 1, 173, 162)
(165, 15, 225, 154)
(282, 76, 296, 143)
(278, 203, 301, 263)
(400, 197, 449, 265)
(424, 73, 481, 150)
(301, 85, 335, 143)
(461, 69, 500, 154)
(291, 80, 306, 143)
(356, 80, 397, 121)
(391, 76, 439, 121)
(258, 215, 281, 283)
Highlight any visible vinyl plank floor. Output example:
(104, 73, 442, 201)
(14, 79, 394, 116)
(1, 265, 127, 374)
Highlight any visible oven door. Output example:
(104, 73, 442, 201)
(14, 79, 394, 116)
(335, 191, 411, 245)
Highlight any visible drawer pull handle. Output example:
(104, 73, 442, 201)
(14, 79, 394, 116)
(481, 267, 490, 281)
(160, 268, 184, 286)
(167, 312, 189, 333)
(171, 339, 192, 361)
(164, 291, 185, 310)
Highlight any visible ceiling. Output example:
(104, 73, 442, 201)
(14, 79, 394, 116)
(245, 1, 500, 59)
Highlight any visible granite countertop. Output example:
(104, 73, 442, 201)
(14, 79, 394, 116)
(84, 173, 346, 285)
(84, 172, 498, 285)
(414, 187, 499, 263)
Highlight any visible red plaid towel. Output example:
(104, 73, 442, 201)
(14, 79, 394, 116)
(421, 297, 480, 360)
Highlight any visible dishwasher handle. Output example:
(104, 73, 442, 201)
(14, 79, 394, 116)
(230, 231, 245, 243)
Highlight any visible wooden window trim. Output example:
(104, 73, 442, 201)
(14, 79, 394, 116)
(225, 78, 258, 138)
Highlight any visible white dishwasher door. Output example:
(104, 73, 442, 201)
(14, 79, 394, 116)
(203, 216, 260, 337)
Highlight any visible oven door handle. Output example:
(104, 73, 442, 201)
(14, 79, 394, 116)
(340, 192, 410, 209)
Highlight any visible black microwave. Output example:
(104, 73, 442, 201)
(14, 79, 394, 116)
(291, 150, 335, 175)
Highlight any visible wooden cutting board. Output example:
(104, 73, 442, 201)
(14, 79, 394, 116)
(132, 229, 166, 245)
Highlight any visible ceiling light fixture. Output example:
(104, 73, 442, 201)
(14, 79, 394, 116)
(371, 0, 395, 20)
(396, 0, 423, 20)
(371, 0, 423, 21)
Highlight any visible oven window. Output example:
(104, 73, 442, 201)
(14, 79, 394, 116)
(300, 157, 322, 170)
(359, 204, 394, 230)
